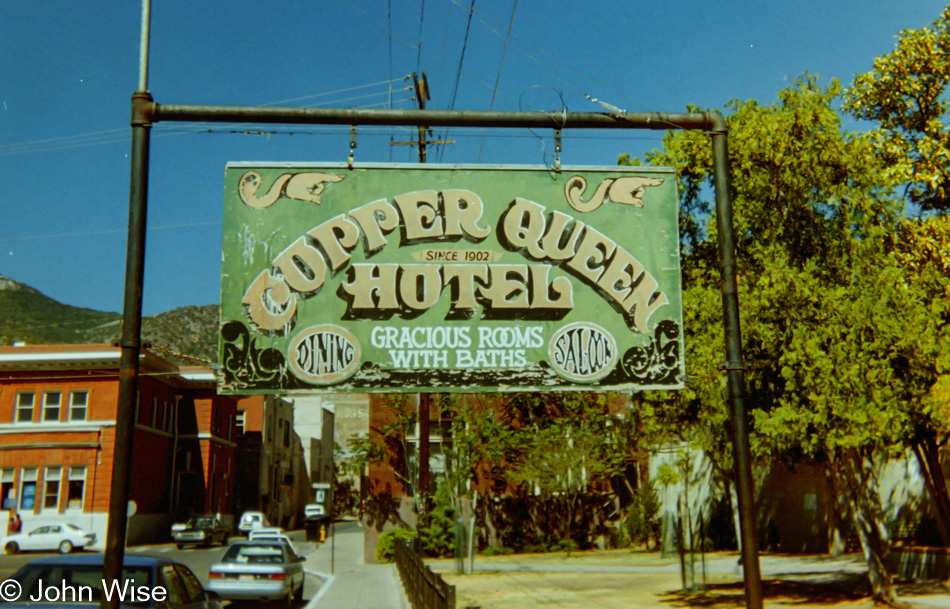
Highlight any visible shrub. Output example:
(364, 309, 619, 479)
(419, 482, 457, 557)
(625, 483, 660, 547)
(375, 528, 417, 564)
(481, 546, 514, 556)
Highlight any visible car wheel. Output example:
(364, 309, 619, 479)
(4, 542, 17, 555)
(221, 534, 229, 546)
(176, 544, 184, 550)
(293, 578, 304, 601)
(59, 540, 73, 554)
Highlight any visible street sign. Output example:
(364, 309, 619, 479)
(219, 163, 684, 393)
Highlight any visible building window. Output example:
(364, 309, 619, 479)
(162, 402, 170, 432)
(236, 411, 245, 435)
(1, 469, 15, 510)
(15, 392, 34, 423)
(283, 421, 290, 448)
(69, 391, 88, 421)
(20, 467, 37, 511)
(43, 467, 61, 511)
(67, 466, 86, 510)
(151, 397, 158, 429)
(42, 392, 62, 422)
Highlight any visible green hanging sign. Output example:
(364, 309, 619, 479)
(219, 163, 684, 393)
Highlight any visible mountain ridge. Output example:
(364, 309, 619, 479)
(0, 274, 220, 365)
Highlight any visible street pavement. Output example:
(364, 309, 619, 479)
(304, 519, 409, 609)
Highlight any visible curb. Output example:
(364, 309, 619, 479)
(303, 568, 333, 608)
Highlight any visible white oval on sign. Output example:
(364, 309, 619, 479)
(548, 322, 618, 383)
(289, 325, 361, 384)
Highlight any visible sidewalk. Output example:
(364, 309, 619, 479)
(427, 551, 950, 608)
(304, 519, 410, 609)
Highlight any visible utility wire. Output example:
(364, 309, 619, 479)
(478, 0, 518, 162)
(443, 0, 659, 120)
(388, 0, 395, 161)
(0, 81, 409, 157)
(441, 0, 477, 162)
(344, 0, 521, 109)
(417, 0, 426, 73)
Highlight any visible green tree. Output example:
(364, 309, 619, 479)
(625, 75, 914, 603)
(845, 7, 950, 212)
(508, 393, 627, 556)
(846, 3, 950, 544)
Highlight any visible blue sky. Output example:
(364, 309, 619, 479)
(1, 0, 946, 316)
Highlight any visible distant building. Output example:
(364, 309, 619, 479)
(289, 394, 370, 515)
(0, 344, 237, 545)
(235, 395, 307, 528)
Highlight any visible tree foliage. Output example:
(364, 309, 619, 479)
(845, 7, 950, 211)
(623, 71, 948, 602)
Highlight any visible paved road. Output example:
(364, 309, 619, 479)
(0, 528, 323, 608)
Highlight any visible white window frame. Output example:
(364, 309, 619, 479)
(68, 390, 88, 421)
(19, 467, 38, 511)
(42, 467, 61, 512)
(42, 392, 62, 422)
(66, 466, 86, 511)
(1, 468, 15, 511)
(15, 392, 35, 423)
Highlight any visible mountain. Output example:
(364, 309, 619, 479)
(0, 275, 220, 365)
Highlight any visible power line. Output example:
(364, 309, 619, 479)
(417, 0, 426, 73)
(0, 81, 411, 158)
(447, 0, 476, 113)
(0, 221, 221, 243)
(343, 0, 522, 109)
(442, 0, 648, 115)
(388, 0, 395, 162)
(478, 0, 519, 162)
(442, 0, 477, 162)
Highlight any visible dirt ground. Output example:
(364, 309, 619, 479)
(431, 550, 950, 609)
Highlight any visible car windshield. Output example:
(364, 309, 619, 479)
(12, 564, 152, 606)
(66, 524, 81, 532)
(241, 515, 260, 523)
(192, 518, 214, 528)
(223, 544, 287, 565)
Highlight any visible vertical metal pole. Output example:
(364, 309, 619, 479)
(710, 112, 763, 609)
(103, 3, 151, 606)
(102, 92, 151, 609)
(137, 0, 151, 93)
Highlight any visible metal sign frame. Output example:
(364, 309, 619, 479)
(103, 3, 763, 609)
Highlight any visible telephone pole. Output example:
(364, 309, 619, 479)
(391, 72, 453, 161)
(414, 72, 430, 163)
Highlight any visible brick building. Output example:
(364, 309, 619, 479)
(0, 345, 237, 545)
(235, 395, 307, 528)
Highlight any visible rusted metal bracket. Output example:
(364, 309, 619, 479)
(348, 125, 357, 169)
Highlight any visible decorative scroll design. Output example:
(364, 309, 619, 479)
(221, 321, 291, 388)
(564, 175, 664, 212)
(621, 319, 681, 385)
(238, 171, 346, 209)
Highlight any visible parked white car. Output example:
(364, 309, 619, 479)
(237, 511, 270, 535)
(2, 523, 96, 554)
(247, 527, 284, 539)
(247, 530, 296, 552)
